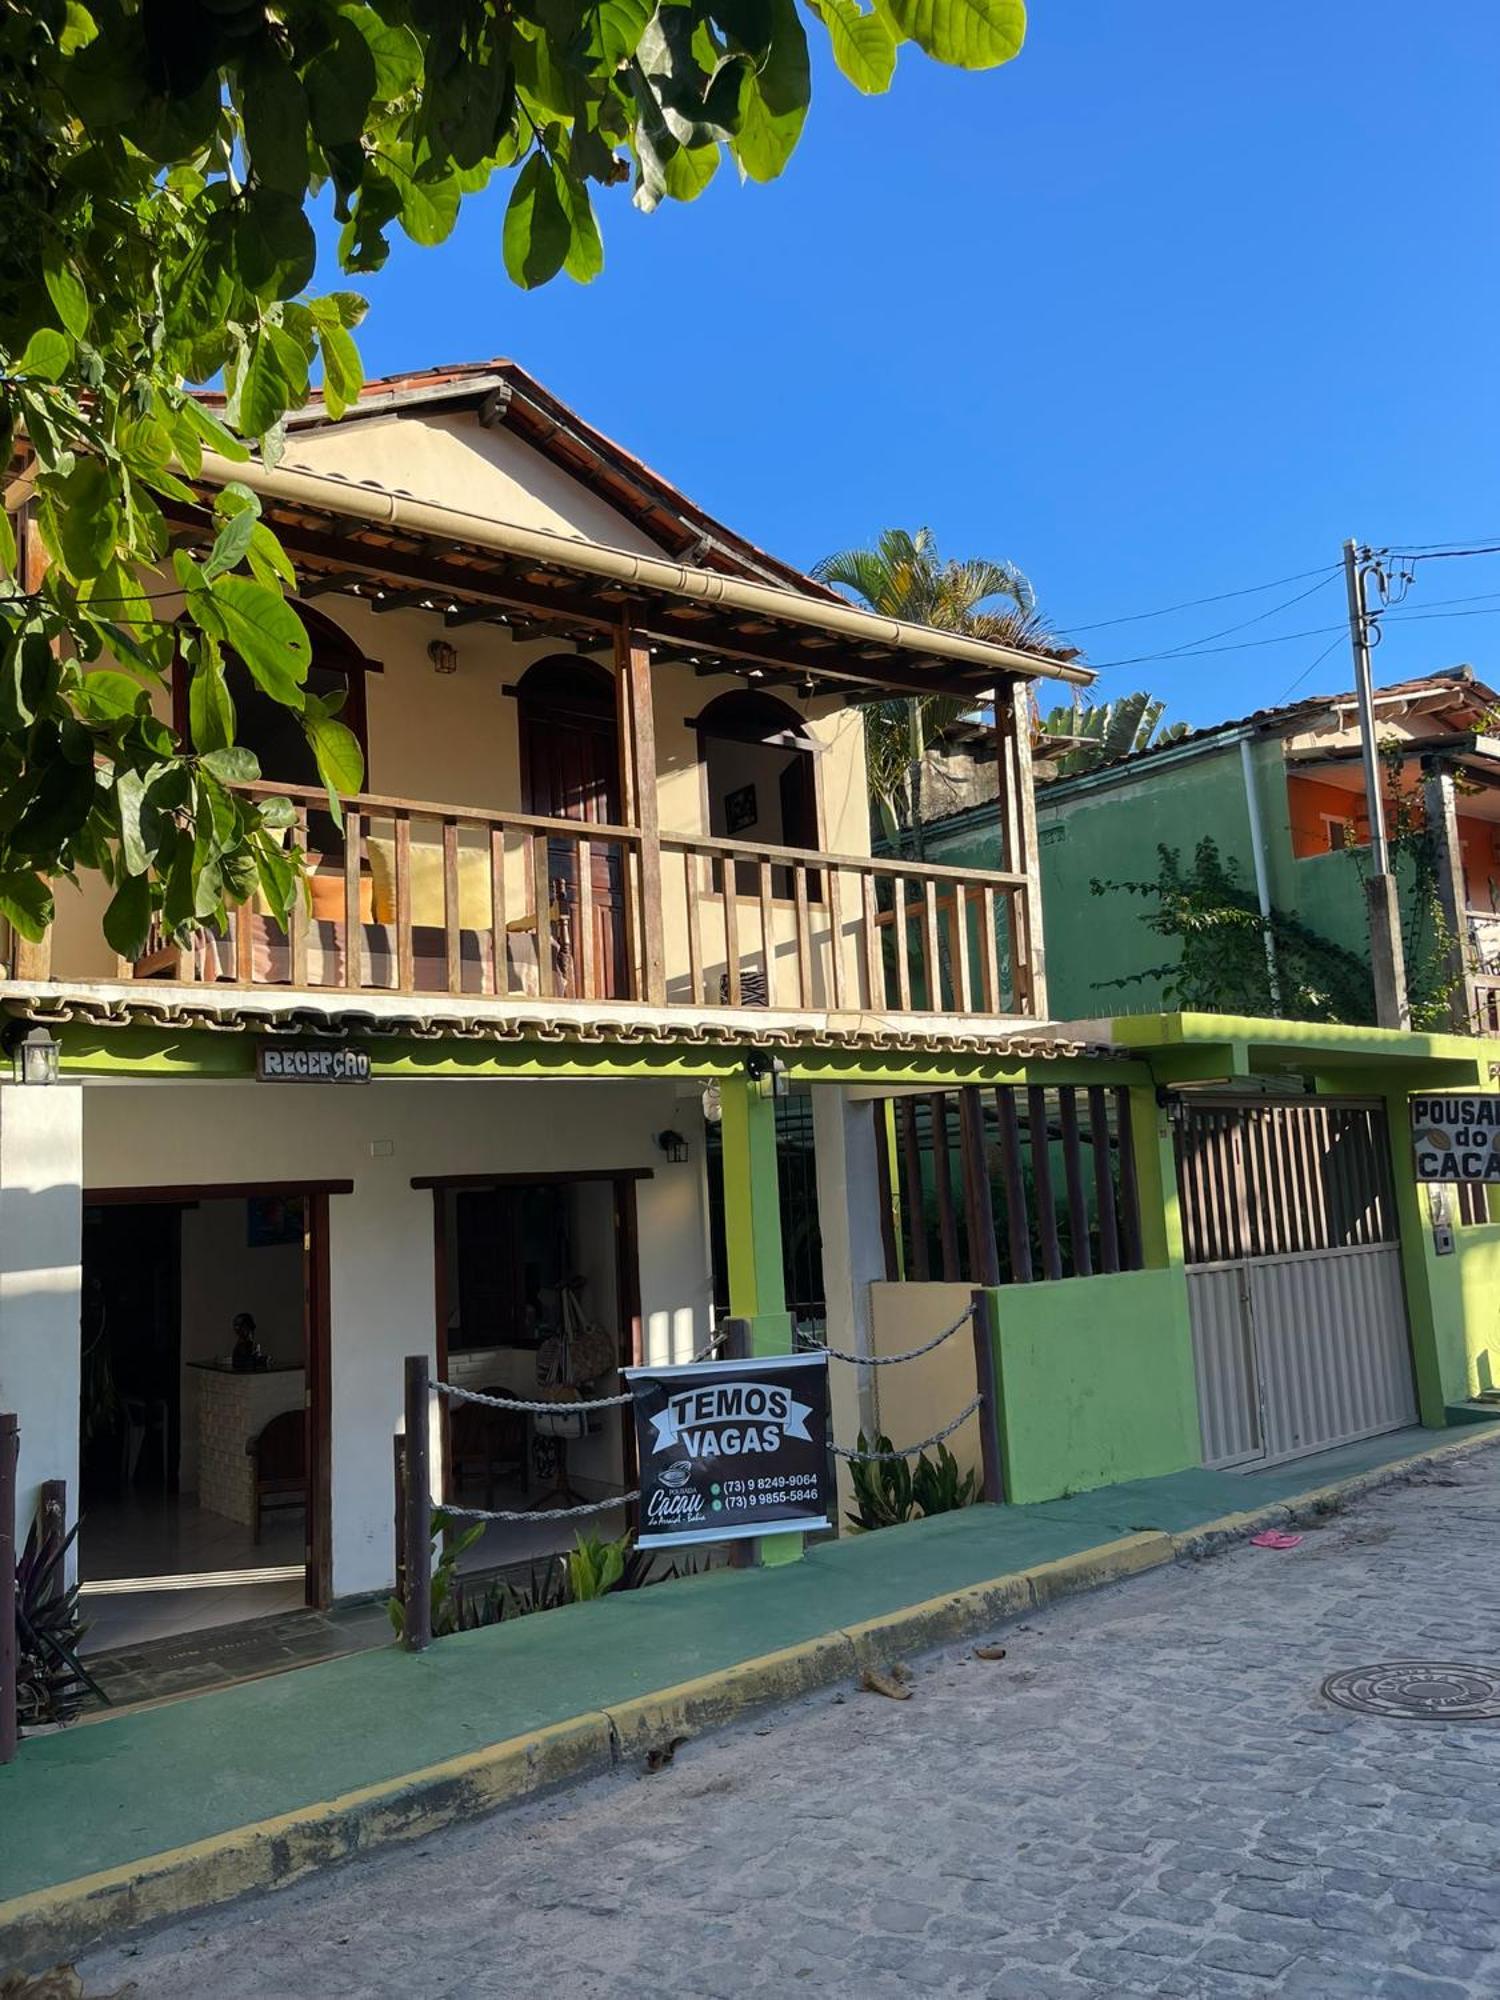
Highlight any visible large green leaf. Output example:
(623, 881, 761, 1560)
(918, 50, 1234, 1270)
(0, 870, 54, 944)
(503, 153, 571, 289)
(114, 767, 150, 876)
(560, 172, 604, 283)
(732, 0, 811, 182)
(15, 329, 71, 380)
(103, 871, 153, 960)
(202, 504, 258, 581)
(233, 328, 301, 440)
(661, 138, 720, 201)
(304, 710, 365, 807)
(810, 0, 897, 91)
(305, 21, 378, 148)
(197, 578, 311, 707)
(233, 192, 318, 302)
(43, 258, 90, 339)
(55, 459, 120, 578)
(188, 651, 236, 752)
(318, 322, 364, 419)
(242, 51, 311, 194)
(879, 0, 1024, 68)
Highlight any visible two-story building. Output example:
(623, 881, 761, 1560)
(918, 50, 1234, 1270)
(1, 361, 1103, 1654)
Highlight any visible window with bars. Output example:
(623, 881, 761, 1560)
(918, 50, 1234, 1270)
(875, 1085, 1145, 1286)
(1455, 1181, 1492, 1226)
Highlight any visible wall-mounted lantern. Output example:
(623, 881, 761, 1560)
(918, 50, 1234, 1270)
(8, 1025, 60, 1086)
(427, 638, 459, 676)
(656, 1129, 690, 1164)
(744, 1051, 789, 1100)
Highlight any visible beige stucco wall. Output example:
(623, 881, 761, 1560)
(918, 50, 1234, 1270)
(280, 411, 670, 557)
(868, 1281, 983, 1492)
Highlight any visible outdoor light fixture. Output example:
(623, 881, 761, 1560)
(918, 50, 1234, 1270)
(8, 1025, 60, 1086)
(656, 1129, 690, 1164)
(427, 638, 459, 675)
(744, 1051, 789, 1100)
(701, 1082, 723, 1126)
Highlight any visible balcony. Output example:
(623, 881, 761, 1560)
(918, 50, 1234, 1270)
(125, 782, 1039, 1024)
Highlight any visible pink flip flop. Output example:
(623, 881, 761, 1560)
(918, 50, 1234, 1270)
(1250, 1529, 1303, 1550)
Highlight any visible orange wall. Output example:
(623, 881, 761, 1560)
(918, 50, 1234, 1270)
(1459, 814, 1500, 911)
(1288, 774, 1500, 909)
(1287, 773, 1369, 858)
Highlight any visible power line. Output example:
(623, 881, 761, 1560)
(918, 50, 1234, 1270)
(1141, 572, 1341, 663)
(1052, 565, 1338, 639)
(1084, 621, 1348, 670)
(1275, 634, 1347, 705)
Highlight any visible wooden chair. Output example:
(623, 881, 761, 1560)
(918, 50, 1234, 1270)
(448, 1391, 525, 1508)
(247, 1408, 307, 1545)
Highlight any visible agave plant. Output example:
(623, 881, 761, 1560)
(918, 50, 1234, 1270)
(15, 1509, 108, 1730)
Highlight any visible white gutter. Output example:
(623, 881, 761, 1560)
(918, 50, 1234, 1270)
(194, 450, 1094, 689)
(1239, 737, 1283, 1011)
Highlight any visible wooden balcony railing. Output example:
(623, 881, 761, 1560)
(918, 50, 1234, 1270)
(128, 785, 1038, 1021)
(658, 831, 1037, 1017)
(133, 782, 642, 1003)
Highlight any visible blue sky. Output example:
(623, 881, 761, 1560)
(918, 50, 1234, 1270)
(333, 3, 1499, 728)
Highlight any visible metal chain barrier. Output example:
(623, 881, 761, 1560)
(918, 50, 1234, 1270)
(830, 1397, 983, 1462)
(441, 1492, 631, 1524)
(427, 1328, 732, 1520)
(435, 1380, 632, 1414)
(798, 1301, 973, 1368)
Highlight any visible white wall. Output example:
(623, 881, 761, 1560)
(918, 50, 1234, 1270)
(80, 1077, 713, 1598)
(0, 1083, 83, 1543)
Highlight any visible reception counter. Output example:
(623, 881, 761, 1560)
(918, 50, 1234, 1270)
(190, 1363, 305, 1527)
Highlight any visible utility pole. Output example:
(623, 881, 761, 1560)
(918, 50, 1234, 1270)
(1343, 538, 1409, 1029)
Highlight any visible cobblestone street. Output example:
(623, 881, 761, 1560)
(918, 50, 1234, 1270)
(80, 1452, 1500, 1999)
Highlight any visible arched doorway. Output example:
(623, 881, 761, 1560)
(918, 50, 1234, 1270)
(516, 655, 628, 999)
(696, 689, 821, 898)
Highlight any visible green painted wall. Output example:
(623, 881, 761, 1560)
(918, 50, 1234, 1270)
(987, 1267, 1202, 1503)
(922, 735, 1431, 1024)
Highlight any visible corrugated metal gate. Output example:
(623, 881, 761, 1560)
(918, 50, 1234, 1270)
(1176, 1097, 1417, 1469)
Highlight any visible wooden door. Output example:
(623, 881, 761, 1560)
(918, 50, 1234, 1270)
(519, 664, 628, 999)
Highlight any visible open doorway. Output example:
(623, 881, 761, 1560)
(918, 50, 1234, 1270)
(425, 1169, 642, 1578)
(76, 1184, 333, 1654)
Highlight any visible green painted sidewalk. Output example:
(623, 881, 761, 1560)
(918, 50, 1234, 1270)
(4, 1419, 1499, 1969)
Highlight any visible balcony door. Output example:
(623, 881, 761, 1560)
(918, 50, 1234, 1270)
(517, 656, 628, 1000)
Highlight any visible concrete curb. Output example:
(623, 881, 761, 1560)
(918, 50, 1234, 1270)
(1167, 1421, 1500, 1559)
(7, 1425, 1500, 1970)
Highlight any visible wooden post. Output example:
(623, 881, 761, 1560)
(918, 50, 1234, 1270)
(968, 1289, 1005, 1505)
(0, 1413, 17, 1764)
(615, 617, 666, 1005)
(958, 1085, 1001, 1286)
(402, 1357, 432, 1653)
(393, 1433, 408, 1606)
(995, 679, 1047, 1017)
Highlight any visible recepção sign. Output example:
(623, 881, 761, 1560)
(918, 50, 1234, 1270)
(624, 1351, 832, 1550)
(256, 1043, 371, 1084)
(1410, 1095, 1500, 1182)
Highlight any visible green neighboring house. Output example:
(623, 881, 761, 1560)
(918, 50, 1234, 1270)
(920, 669, 1500, 1031)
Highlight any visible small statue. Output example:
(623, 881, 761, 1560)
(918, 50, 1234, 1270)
(231, 1312, 266, 1373)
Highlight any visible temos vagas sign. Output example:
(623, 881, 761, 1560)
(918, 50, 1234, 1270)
(1411, 1095, 1500, 1182)
(625, 1351, 832, 1550)
(257, 1043, 371, 1084)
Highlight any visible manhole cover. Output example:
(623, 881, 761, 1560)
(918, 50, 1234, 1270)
(1321, 1662, 1500, 1721)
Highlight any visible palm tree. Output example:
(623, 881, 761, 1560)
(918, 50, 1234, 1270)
(814, 527, 1074, 856)
(1036, 690, 1191, 780)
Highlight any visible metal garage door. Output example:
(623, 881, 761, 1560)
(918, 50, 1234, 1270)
(1176, 1097, 1418, 1470)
